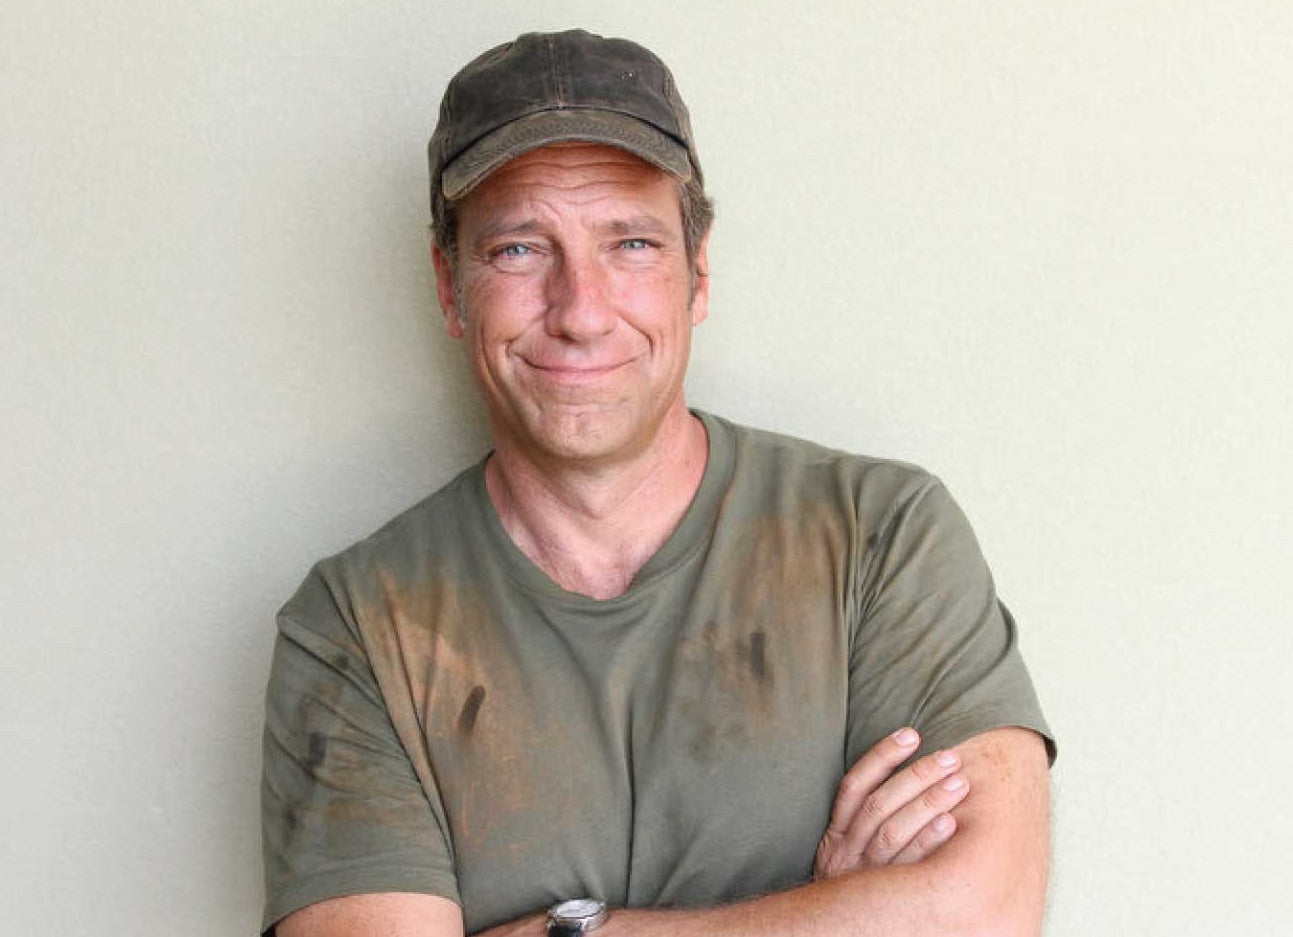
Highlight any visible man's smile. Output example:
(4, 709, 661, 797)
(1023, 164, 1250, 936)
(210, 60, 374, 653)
(518, 357, 638, 383)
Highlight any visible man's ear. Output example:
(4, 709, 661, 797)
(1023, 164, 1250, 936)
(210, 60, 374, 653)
(690, 232, 712, 326)
(431, 243, 464, 339)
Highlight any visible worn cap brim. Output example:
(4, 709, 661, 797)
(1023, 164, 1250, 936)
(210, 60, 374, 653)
(441, 109, 693, 200)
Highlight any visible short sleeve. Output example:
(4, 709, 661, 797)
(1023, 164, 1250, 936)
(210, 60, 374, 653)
(260, 568, 460, 934)
(845, 479, 1055, 767)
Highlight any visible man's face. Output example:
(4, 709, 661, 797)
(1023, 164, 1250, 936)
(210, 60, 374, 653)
(434, 143, 709, 467)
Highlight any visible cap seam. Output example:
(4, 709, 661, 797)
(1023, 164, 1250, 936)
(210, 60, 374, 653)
(547, 34, 566, 107)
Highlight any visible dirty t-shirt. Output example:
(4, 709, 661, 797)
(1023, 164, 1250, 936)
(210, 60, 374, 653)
(261, 412, 1053, 934)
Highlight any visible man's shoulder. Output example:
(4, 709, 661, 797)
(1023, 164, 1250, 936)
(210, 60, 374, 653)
(703, 411, 941, 510)
(281, 459, 487, 622)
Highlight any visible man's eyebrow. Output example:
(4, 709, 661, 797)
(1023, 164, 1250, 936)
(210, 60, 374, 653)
(470, 218, 544, 247)
(601, 215, 673, 238)
(469, 214, 675, 249)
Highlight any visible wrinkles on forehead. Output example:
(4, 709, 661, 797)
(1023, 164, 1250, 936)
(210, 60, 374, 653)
(456, 145, 684, 253)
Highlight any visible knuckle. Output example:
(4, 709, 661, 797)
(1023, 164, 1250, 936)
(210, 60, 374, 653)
(874, 821, 903, 853)
(859, 792, 888, 824)
(908, 831, 937, 859)
(911, 753, 946, 782)
(921, 786, 946, 811)
(838, 772, 868, 801)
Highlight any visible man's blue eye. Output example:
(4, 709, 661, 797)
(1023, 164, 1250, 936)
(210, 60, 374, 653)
(499, 244, 531, 257)
(621, 239, 650, 250)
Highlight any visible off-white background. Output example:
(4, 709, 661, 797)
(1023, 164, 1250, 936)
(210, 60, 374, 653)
(4, 1, 1290, 933)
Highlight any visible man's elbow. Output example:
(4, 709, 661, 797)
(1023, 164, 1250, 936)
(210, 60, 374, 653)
(942, 864, 1047, 937)
(966, 888, 1045, 937)
(915, 837, 1047, 937)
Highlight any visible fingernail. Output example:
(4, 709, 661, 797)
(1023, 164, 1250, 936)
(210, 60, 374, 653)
(942, 776, 966, 792)
(893, 728, 919, 747)
(935, 750, 958, 768)
(934, 814, 955, 834)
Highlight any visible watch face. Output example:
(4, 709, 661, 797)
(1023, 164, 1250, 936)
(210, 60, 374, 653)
(551, 899, 602, 921)
(548, 898, 607, 932)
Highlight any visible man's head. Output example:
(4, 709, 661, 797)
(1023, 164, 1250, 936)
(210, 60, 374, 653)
(428, 29, 713, 274)
(426, 31, 715, 466)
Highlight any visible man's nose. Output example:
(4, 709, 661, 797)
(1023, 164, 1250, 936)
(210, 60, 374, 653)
(545, 250, 617, 340)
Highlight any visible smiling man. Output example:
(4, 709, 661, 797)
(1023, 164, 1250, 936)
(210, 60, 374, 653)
(261, 29, 1054, 937)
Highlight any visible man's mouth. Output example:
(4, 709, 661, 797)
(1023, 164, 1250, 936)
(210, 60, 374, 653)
(522, 358, 634, 383)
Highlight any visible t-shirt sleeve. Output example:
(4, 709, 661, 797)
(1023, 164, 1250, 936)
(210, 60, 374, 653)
(260, 567, 460, 934)
(845, 477, 1055, 768)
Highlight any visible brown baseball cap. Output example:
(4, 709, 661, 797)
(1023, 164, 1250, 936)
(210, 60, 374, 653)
(428, 29, 703, 205)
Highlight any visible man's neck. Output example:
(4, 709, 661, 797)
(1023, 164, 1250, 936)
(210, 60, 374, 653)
(484, 409, 709, 600)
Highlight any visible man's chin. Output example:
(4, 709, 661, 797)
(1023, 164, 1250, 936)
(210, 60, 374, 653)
(513, 406, 650, 466)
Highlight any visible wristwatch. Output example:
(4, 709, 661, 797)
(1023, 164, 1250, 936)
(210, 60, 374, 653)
(547, 898, 608, 935)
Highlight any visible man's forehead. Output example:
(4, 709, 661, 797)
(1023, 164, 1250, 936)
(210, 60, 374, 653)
(457, 143, 680, 217)
(445, 144, 689, 256)
(468, 142, 673, 190)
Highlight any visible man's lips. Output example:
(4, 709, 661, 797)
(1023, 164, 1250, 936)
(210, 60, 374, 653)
(520, 358, 635, 382)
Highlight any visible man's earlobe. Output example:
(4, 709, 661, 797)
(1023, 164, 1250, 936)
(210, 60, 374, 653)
(431, 244, 465, 339)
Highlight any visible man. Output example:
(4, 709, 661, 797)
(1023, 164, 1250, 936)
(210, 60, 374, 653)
(262, 29, 1054, 937)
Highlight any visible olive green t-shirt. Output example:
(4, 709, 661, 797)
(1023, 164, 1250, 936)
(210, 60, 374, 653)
(261, 412, 1053, 933)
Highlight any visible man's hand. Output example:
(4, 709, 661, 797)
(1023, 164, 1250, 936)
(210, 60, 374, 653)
(814, 728, 969, 880)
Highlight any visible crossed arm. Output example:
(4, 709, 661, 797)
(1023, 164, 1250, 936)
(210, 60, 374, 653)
(278, 725, 1050, 937)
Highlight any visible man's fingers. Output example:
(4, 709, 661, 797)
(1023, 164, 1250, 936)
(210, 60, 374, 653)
(825, 727, 921, 836)
(891, 812, 958, 865)
(853, 773, 970, 865)
(816, 729, 974, 879)
(828, 744, 969, 865)
(814, 762, 968, 878)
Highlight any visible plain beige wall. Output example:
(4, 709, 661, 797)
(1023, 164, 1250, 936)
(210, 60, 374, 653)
(4, 1, 1291, 933)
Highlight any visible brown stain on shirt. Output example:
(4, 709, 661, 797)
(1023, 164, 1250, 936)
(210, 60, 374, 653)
(306, 731, 327, 771)
(669, 492, 850, 761)
(458, 685, 487, 736)
(749, 630, 768, 682)
(355, 565, 584, 866)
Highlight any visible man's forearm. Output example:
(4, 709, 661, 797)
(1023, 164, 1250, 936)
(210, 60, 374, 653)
(286, 729, 1049, 937)
(626, 863, 987, 936)
(475, 728, 1050, 937)
(476, 862, 995, 937)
